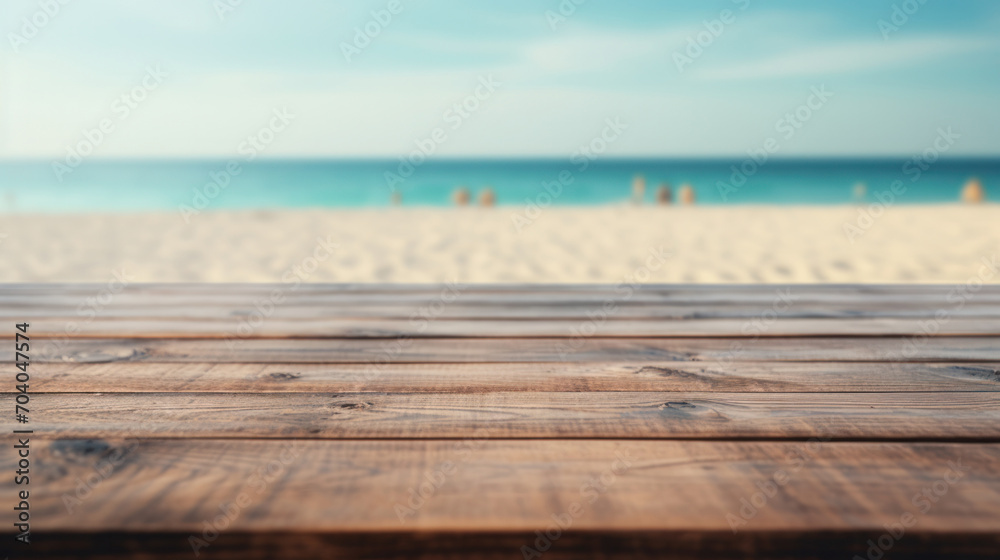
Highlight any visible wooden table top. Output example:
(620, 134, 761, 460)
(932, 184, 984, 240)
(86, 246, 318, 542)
(2, 284, 999, 559)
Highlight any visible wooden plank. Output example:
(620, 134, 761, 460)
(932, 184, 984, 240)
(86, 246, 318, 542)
(6, 440, 998, 536)
(3, 283, 999, 314)
(12, 316, 1000, 337)
(6, 292, 1000, 310)
(15, 336, 1000, 363)
(4, 285, 1000, 307)
(9, 392, 1000, 440)
(10, 300, 1000, 319)
(19, 361, 1000, 393)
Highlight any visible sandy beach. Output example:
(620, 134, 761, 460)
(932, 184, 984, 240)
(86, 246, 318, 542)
(1, 205, 997, 284)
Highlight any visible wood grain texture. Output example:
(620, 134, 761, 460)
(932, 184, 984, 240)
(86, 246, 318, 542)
(6, 283, 1000, 559)
(9, 301, 1000, 319)
(16, 316, 1000, 337)
(8, 283, 999, 339)
(19, 361, 1000, 393)
(4, 440, 997, 533)
(6, 285, 1000, 316)
(15, 336, 1000, 363)
(5, 288, 1000, 312)
(8, 391, 1000, 440)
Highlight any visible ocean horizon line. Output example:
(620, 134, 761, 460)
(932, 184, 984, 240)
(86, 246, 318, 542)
(4, 155, 1000, 164)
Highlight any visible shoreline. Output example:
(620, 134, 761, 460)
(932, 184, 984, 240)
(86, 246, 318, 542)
(0, 201, 996, 215)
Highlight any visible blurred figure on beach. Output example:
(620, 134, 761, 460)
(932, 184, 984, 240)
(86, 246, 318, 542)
(656, 183, 672, 205)
(632, 176, 646, 204)
(479, 188, 496, 207)
(453, 187, 471, 206)
(853, 182, 867, 202)
(962, 178, 985, 203)
(679, 184, 695, 205)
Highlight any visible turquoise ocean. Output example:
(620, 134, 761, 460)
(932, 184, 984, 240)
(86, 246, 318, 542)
(1, 158, 997, 212)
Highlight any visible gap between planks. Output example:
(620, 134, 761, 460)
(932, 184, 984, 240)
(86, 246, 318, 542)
(11, 336, 1000, 363)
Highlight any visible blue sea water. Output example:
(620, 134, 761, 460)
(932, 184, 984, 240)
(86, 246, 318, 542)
(0, 158, 997, 213)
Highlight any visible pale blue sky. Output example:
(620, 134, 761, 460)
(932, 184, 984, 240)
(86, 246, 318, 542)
(2, 0, 999, 158)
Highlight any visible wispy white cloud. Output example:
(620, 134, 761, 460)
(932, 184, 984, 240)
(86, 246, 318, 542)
(691, 35, 999, 81)
(521, 26, 695, 73)
(384, 25, 697, 77)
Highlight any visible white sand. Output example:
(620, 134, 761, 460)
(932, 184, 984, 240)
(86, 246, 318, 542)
(1, 205, 998, 283)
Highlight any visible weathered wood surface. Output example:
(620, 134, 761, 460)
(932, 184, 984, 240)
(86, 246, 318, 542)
(6, 439, 998, 532)
(16, 316, 1000, 337)
(7, 283, 1000, 338)
(12, 336, 1000, 363)
(10, 391, 1000, 440)
(2, 283, 999, 559)
(5, 290, 1000, 315)
(16, 361, 1000, 393)
(9, 301, 1000, 318)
